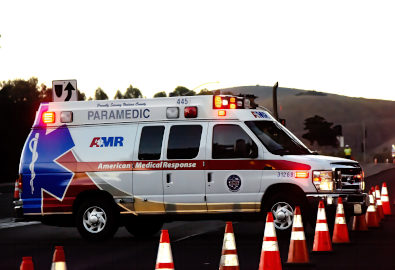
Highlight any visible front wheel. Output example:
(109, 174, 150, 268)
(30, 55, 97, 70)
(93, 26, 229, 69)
(265, 195, 312, 232)
(76, 199, 119, 241)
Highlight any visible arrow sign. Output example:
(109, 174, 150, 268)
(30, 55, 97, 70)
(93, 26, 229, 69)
(64, 82, 75, 101)
(52, 80, 77, 102)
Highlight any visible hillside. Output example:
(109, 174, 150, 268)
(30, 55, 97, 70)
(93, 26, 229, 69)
(219, 86, 395, 161)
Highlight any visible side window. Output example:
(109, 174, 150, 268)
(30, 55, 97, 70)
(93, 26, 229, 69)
(167, 125, 202, 159)
(213, 124, 258, 159)
(138, 126, 165, 160)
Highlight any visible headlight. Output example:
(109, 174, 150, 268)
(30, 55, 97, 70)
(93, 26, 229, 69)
(313, 171, 334, 192)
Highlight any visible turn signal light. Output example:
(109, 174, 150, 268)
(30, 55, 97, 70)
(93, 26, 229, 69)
(218, 110, 226, 116)
(42, 112, 55, 124)
(295, 171, 309, 178)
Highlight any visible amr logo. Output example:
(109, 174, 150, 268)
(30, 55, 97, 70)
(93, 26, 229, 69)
(90, 137, 124, 147)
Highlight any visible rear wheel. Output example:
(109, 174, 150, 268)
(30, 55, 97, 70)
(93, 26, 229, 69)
(76, 199, 119, 241)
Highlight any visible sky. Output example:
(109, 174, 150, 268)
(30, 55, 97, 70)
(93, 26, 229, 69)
(0, 0, 394, 101)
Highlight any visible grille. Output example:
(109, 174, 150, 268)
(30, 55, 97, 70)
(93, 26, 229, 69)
(332, 163, 363, 192)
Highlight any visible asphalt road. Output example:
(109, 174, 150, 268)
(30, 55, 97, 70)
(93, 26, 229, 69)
(0, 168, 394, 270)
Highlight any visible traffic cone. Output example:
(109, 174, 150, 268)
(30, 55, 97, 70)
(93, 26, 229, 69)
(332, 198, 350, 243)
(375, 185, 385, 221)
(155, 230, 174, 270)
(20, 256, 34, 270)
(366, 194, 379, 228)
(381, 182, 392, 215)
(352, 214, 368, 231)
(370, 189, 381, 223)
(219, 222, 239, 270)
(286, 206, 310, 264)
(312, 201, 332, 252)
(258, 212, 282, 270)
(51, 246, 67, 270)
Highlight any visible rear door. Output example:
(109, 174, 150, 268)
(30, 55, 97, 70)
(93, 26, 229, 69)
(205, 122, 263, 213)
(163, 122, 208, 213)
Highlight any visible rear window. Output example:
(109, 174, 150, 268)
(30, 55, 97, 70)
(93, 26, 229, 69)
(167, 125, 202, 159)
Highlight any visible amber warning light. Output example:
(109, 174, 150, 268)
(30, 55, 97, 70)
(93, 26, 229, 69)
(42, 112, 55, 124)
(213, 96, 244, 109)
(295, 171, 309, 178)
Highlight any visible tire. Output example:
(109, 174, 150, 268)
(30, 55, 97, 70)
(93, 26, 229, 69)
(125, 219, 163, 238)
(76, 199, 119, 241)
(264, 194, 312, 233)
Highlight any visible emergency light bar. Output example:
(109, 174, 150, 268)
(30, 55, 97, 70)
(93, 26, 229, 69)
(213, 96, 244, 109)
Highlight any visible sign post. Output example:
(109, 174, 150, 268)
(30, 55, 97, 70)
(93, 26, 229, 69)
(52, 80, 77, 102)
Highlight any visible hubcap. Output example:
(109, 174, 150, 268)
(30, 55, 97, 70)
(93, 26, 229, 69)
(271, 202, 294, 230)
(83, 206, 107, 233)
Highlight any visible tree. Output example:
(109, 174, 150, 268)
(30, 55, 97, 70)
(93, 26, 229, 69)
(94, 87, 108, 100)
(169, 86, 196, 97)
(153, 91, 167, 98)
(302, 115, 338, 147)
(197, 88, 213, 95)
(114, 90, 123, 99)
(124, 85, 142, 99)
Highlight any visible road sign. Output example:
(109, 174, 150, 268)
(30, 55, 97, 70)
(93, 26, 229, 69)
(52, 80, 77, 102)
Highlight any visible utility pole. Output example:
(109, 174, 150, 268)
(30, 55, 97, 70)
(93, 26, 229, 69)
(272, 82, 279, 120)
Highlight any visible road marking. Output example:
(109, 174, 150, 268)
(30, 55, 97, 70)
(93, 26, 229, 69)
(0, 218, 40, 230)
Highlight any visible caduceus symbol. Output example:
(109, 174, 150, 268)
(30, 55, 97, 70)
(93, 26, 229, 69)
(29, 133, 39, 194)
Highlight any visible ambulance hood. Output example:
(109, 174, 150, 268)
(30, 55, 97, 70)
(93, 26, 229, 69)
(283, 155, 359, 171)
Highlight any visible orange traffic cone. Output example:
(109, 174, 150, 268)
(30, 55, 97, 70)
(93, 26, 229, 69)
(370, 189, 382, 223)
(155, 230, 174, 270)
(286, 206, 310, 264)
(375, 185, 385, 221)
(51, 246, 67, 270)
(258, 212, 282, 270)
(352, 214, 368, 231)
(366, 194, 379, 228)
(381, 182, 392, 215)
(332, 198, 350, 243)
(312, 201, 332, 252)
(219, 222, 239, 270)
(20, 256, 34, 270)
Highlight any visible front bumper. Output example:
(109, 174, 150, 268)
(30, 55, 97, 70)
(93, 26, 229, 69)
(306, 192, 369, 217)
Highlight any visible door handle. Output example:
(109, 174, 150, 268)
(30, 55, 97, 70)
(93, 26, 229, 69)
(166, 173, 171, 184)
(207, 172, 212, 183)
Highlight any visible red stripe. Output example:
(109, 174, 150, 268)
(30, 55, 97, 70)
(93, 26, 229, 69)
(223, 249, 238, 255)
(292, 227, 305, 231)
(336, 214, 345, 218)
(56, 159, 311, 173)
(155, 262, 174, 268)
(316, 220, 327, 223)
(263, 236, 277, 241)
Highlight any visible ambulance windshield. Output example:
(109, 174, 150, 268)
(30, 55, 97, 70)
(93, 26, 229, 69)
(245, 121, 312, 155)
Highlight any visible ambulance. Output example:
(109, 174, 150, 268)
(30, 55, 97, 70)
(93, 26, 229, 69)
(14, 95, 368, 240)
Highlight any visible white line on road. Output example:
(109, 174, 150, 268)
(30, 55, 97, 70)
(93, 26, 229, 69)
(0, 218, 40, 230)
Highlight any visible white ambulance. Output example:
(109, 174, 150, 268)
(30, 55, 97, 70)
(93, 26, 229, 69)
(14, 95, 368, 240)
